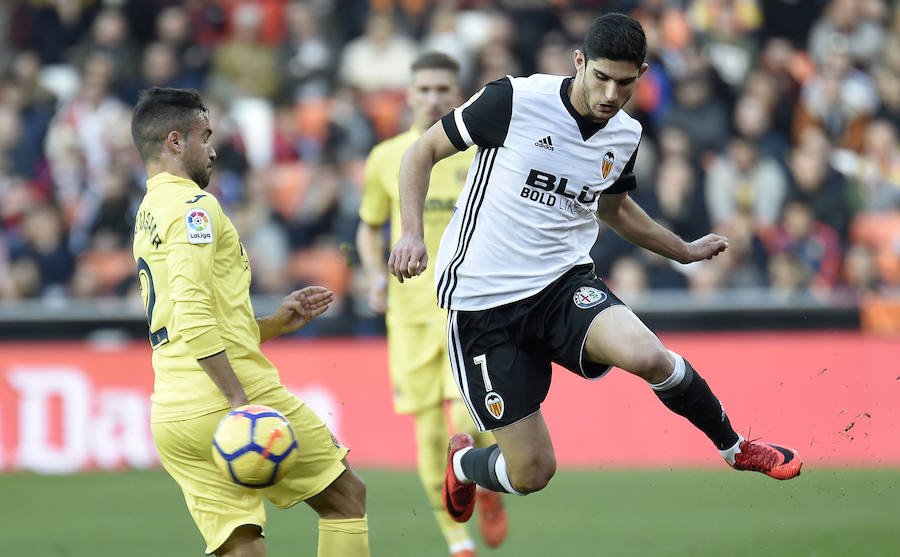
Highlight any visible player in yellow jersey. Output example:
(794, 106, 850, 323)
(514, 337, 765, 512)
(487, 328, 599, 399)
(356, 53, 508, 557)
(131, 87, 369, 557)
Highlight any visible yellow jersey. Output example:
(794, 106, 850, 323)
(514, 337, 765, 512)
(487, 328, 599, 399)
(133, 172, 277, 422)
(359, 129, 474, 325)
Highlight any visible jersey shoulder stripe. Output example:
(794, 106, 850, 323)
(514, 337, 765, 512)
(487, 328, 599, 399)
(437, 147, 497, 308)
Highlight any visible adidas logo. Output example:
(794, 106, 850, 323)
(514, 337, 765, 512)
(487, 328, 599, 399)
(534, 136, 554, 151)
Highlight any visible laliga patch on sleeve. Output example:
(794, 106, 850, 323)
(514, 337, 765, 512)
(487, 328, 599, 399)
(185, 207, 214, 244)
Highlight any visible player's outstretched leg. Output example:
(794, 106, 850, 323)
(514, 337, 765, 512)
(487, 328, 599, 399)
(443, 433, 478, 523)
(721, 437, 803, 480)
(650, 351, 802, 480)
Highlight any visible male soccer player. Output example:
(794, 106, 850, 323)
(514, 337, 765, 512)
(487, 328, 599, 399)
(388, 13, 803, 524)
(131, 87, 369, 557)
(356, 52, 507, 556)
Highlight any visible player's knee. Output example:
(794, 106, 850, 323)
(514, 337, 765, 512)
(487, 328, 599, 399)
(626, 346, 672, 384)
(312, 467, 367, 519)
(509, 454, 556, 494)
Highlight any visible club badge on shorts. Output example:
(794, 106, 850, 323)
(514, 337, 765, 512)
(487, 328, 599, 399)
(485, 392, 505, 420)
(573, 286, 607, 309)
(185, 207, 213, 244)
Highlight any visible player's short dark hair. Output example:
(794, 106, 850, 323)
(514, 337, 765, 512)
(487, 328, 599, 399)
(131, 87, 207, 163)
(583, 13, 647, 66)
(411, 51, 460, 75)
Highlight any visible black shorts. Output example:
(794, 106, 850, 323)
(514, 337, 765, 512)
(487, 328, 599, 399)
(446, 264, 625, 431)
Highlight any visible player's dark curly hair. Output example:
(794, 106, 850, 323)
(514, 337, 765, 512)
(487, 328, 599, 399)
(583, 13, 647, 66)
(131, 87, 208, 163)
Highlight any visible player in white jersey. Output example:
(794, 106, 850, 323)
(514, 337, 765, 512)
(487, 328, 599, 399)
(388, 13, 803, 525)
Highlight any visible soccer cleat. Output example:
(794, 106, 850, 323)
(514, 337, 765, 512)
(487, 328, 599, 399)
(443, 433, 477, 523)
(476, 488, 508, 548)
(730, 439, 802, 480)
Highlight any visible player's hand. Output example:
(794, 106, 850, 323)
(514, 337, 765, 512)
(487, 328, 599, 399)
(388, 233, 427, 284)
(368, 274, 387, 314)
(684, 233, 728, 262)
(273, 286, 334, 334)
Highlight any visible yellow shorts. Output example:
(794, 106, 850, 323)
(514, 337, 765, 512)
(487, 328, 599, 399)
(387, 318, 461, 414)
(151, 384, 350, 554)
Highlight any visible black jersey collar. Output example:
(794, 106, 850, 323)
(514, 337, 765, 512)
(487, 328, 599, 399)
(561, 77, 606, 141)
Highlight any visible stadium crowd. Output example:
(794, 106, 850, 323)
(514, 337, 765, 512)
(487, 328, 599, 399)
(0, 0, 898, 333)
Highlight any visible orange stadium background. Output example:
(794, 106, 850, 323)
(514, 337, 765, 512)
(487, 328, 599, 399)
(0, 332, 896, 474)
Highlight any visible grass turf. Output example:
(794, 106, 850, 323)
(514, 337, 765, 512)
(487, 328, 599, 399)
(2, 467, 898, 556)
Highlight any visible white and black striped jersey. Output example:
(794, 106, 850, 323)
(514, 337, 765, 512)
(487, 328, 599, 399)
(434, 73, 642, 310)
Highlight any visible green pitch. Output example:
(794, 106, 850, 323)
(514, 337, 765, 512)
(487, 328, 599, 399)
(3, 467, 898, 556)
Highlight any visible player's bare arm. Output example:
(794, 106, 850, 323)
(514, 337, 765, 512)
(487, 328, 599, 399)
(197, 351, 250, 408)
(595, 192, 728, 264)
(388, 122, 459, 283)
(257, 286, 334, 342)
(355, 223, 388, 313)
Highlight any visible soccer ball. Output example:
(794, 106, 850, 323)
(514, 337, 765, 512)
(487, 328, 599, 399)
(211, 404, 299, 488)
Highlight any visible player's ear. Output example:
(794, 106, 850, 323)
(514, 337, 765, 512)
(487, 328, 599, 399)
(573, 49, 585, 73)
(165, 130, 183, 154)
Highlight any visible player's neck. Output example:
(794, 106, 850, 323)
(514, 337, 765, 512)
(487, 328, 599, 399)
(146, 158, 190, 183)
(567, 79, 593, 122)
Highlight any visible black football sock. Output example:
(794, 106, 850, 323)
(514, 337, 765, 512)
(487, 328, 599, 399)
(652, 353, 740, 451)
(459, 444, 510, 493)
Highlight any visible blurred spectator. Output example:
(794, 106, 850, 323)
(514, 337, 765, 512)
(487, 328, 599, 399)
(338, 11, 417, 92)
(647, 155, 710, 241)
(687, 0, 762, 91)
(278, 1, 336, 102)
(76, 7, 141, 88)
(608, 255, 650, 303)
(793, 42, 879, 151)
(3, 51, 57, 181)
(846, 118, 900, 212)
(872, 66, 900, 131)
(155, 4, 217, 85)
(711, 213, 770, 288)
(467, 10, 521, 90)
(753, 38, 816, 141)
(11, 0, 100, 65)
(733, 91, 789, 161)
(118, 41, 202, 105)
(766, 199, 843, 293)
(660, 50, 731, 160)
(7, 202, 75, 299)
(841, 242, 883, 292)
(206, 2, 280, 102)
(44, 50, 131, 249)
(786, 128, 854, 243)
(808, 0, 885, 71)
(338, 11, 417, 138)
(759, 0, 826, 46)
(704, 136, 788, 229)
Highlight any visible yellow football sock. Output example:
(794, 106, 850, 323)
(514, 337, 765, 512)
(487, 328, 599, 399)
(415, 405, 474, 550)
(317, 516, 369, 557)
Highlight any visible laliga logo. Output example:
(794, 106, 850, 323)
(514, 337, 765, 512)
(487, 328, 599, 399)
(188, 211, 208, 231)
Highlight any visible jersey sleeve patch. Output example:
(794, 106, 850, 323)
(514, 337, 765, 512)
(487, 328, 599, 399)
(185, 207, 214, 244)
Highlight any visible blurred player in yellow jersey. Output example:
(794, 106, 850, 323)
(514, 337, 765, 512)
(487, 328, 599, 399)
(131, 87, 369, 557)
(356, 53, 508, 557)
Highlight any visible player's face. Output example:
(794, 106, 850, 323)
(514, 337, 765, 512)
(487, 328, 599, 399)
(407, 69, 460, 130)
(572, 51, 647, 124)
(182, 111, 216, 189)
